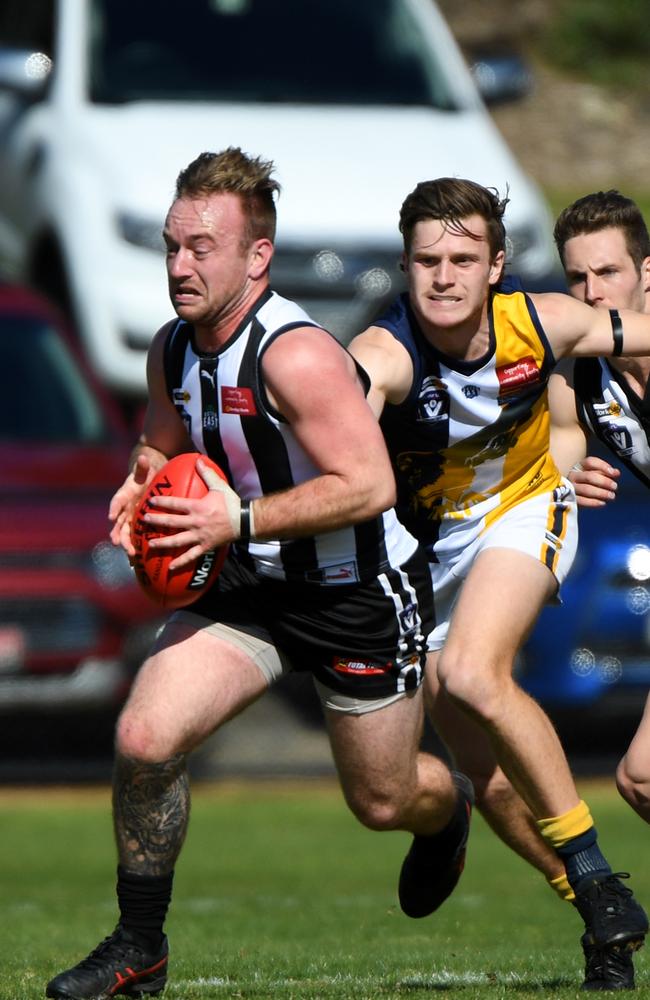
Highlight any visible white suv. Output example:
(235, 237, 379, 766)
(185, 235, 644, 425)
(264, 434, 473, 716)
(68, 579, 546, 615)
(0, 0, 561, 400)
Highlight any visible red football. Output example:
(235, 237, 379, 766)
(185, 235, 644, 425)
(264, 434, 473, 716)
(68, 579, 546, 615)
(131, 453, 229, 609)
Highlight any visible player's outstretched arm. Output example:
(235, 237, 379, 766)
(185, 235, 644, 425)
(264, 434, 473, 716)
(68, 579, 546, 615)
(536, 291, 650, 359)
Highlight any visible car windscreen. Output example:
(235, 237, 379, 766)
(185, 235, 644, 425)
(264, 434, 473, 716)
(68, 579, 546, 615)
(0, 315, 110, 443)
(88, 0, 459, 109)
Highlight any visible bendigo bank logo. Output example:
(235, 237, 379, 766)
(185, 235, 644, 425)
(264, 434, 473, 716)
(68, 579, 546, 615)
(221, 386, 257, 416)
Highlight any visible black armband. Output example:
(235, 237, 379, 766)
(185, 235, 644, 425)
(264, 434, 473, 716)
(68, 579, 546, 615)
(239, 500, 253, 541)
(610, 308, 624, 357)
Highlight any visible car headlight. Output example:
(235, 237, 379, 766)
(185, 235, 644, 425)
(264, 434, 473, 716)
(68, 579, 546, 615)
(627, 543, 650, 581)
(117, 212, 164, 252)
(91, 541, 135, 589)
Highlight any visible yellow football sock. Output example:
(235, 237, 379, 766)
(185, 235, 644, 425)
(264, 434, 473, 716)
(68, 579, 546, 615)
(548, 871, 575, 902)
(536, 799, 593, 848)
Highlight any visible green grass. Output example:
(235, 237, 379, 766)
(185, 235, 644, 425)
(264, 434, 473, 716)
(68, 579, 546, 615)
(3, 778, 649, 998)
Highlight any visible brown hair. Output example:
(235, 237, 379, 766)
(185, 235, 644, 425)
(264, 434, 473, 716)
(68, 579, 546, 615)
(399, 177, 508, 259)
(554, 190, 650, 272)
(174, 147, 280, 244)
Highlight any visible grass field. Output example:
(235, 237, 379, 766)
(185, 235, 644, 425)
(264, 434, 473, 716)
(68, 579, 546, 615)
(3, 777, 649, 999)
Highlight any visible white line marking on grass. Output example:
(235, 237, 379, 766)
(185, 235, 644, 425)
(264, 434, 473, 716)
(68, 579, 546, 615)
(170, 969, 529, 992)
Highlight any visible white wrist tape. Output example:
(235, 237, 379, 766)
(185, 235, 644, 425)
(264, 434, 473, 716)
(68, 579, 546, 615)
(200, 464, 241, 538)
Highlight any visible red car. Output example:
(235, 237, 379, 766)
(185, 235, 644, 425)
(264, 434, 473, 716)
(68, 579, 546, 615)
(0, 283, 162, 759)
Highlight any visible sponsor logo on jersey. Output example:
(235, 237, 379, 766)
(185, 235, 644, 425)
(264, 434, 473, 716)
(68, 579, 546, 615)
(462, 384, 481, 399)
(332, 656, 390, 676)
(496, 356, 540, 396)
(321, 561, 359, 584)
(553, 482, 573, 503)
(203, 409, 218, 430)
(221, 386, 257, 415)
(416, 375, 449, 423)
(173, 388, 191, 405)
(594, 400, 622, 418)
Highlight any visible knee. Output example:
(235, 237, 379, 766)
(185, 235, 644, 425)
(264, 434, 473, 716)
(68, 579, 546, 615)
(437, 649, 510, 724)
(345, 785, 408, 832)
(115, 708, 177, 764)
(616, 756, 650, 813)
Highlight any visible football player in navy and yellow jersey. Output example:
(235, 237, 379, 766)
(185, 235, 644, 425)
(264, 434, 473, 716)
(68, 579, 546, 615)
(349, 177, 650, 988)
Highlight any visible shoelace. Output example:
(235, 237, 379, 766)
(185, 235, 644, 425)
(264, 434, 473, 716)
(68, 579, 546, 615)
(75, 933, 139, 971)
(596, 873, 633, 913)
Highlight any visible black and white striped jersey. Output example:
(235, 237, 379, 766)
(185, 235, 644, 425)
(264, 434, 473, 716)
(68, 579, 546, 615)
(163, 288, 417, 583)
(574, 356, 650, 488)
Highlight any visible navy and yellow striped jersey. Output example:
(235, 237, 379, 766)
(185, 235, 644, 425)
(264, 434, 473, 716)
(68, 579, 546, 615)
(377, 278, 564, 552)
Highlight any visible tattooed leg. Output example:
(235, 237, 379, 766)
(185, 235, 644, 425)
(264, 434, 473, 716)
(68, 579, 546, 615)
(113, 753, 190, 875)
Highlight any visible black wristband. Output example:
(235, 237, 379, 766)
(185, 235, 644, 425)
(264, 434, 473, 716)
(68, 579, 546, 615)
(240, 500, 252, 541)
(610, 308, 624, 357)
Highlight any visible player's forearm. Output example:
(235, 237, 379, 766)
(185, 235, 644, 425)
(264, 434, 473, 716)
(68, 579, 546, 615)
(249, 471, 395, 541)
(550, 425, 587, 477)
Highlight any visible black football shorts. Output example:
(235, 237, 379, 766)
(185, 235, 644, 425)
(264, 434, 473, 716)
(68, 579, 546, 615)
(186, 547, 435, 700)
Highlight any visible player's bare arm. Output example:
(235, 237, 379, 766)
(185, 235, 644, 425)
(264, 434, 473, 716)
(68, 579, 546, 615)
(348, 326, 415, 417)
(534, 291, 650, 359)
(253, 325, 398, 536)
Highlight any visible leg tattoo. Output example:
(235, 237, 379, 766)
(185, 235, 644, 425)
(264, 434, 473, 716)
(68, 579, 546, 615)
(113, 753, 190, 875)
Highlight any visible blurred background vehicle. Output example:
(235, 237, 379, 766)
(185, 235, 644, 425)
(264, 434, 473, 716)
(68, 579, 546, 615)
(0, 0, 562, 405)
(0, 281, 163, 774)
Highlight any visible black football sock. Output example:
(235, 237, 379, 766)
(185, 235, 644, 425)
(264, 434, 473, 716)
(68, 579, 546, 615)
(116, 865, 174, 950)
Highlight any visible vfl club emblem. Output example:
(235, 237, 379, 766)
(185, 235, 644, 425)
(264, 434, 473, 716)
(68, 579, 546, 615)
(462, 384, 480, 399)
(399, 602, 419, 635)
(603, 423, 634, 457)
(416, 375, 449, 423)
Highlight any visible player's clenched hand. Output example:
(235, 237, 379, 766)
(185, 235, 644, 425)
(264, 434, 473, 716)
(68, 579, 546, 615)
(109, 453, 158, 555)
(568, 455, 620, 508)
(144, 459, 241, 570)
